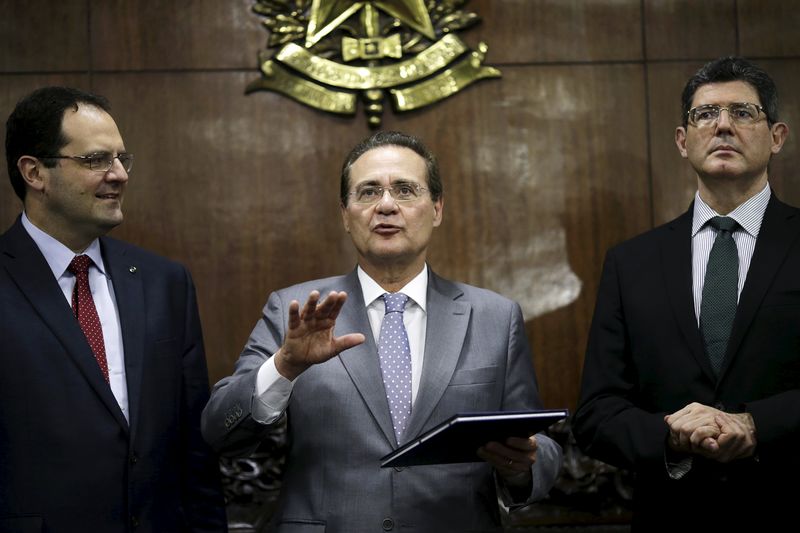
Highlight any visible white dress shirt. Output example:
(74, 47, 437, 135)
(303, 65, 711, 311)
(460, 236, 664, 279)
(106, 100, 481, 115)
(22, 212, 129, 421)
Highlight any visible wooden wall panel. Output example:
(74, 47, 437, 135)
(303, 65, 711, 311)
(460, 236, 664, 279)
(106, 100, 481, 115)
(758, 59, 800, 205)
(1, 0, 799, 465)
(94, 72, 372, 379)
(643, 0, 736, 60)
(0, 0, 89, 72)
(91, 0, 266, 70)
(739, 0, 800, 57)
(470, 0, 642, 63)
(647, 61, 703, 225)
(378, 64, 651, 410)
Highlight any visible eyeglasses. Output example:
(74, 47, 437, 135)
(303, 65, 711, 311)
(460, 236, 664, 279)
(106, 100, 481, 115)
(687, 102, 766, 128)
(349, 183, 429, 204)
(41, 152, 134, 173)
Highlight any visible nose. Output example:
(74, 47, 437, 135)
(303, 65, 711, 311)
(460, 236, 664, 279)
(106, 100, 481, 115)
(375, 188, 399, 213)
(715, 108, 734, 132)
(106, 158, 129, 182)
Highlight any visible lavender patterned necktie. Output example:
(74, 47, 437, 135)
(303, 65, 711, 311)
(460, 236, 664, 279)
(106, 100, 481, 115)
(378, 292, 412, 442)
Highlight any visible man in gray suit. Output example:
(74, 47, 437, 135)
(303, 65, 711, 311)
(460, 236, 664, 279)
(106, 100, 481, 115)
(202, 131, 562, 532)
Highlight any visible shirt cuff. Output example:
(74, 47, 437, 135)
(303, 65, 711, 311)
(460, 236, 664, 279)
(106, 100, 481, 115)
(252, 357, 294, 424)
(665, 450, 693, 480)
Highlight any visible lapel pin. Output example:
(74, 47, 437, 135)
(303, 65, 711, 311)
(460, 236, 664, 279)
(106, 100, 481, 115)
(129, 266, 137, 273)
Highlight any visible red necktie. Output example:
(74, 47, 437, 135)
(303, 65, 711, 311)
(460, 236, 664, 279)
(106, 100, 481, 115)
(68, 255, 110, 382)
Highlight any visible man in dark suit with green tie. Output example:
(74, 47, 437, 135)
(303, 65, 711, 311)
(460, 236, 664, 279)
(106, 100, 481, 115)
(574, 57, 798, 529)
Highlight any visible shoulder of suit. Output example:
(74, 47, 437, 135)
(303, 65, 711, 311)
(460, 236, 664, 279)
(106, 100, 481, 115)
(100, 235, 188, 273)
(275, 274, 352, 298)
(606, 207, 692, 256)
(432, 272, 515, 308)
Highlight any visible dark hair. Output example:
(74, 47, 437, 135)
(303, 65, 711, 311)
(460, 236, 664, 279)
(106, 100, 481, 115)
(681, 56, 779, 127)
(339, 130, 442, 205)
(5, 86, 111, 201)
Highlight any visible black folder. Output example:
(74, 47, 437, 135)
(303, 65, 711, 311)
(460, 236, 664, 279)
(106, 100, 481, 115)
(380, 409, 568, 467)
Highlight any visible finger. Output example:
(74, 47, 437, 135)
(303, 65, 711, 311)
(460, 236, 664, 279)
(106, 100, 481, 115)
(300, 291, 321, 321)
(313, 291, 340, 318)
(325, 292, 349, 320)
(317, 291, 348, 320)
(504, 435, 537, 452)
(332, 333, 366, 353)
(287, 300, 302, 330)
(477, 446, 525, 473)
(689, 424, 720, 447)
(484, 441, 535, 467)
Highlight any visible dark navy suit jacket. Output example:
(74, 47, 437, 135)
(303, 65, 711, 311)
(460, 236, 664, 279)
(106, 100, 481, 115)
(0, 217, 227, 532)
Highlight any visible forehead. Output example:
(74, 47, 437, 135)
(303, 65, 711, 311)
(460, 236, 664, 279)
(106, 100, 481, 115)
(349, 145, 427, 185)
(60, 103, 123, 149)
(691, 80, 761, 107)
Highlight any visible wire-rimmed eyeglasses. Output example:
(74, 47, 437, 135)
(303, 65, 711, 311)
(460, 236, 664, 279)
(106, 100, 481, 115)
(348, 183, 429, 204)
(687, 102, 766, 128)
(40, 152, 134, 173)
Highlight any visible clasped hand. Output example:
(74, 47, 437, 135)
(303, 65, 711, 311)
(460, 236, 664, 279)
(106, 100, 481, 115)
(664, 402, 756, 463)
(275, 290, 365, 380)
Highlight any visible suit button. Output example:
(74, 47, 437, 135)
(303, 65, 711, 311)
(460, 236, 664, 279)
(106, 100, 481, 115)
(130, 453, 138, 465)
(382, 517, 394, 530)
(714, 402, 725, 411)
(130, 516, 139, 528)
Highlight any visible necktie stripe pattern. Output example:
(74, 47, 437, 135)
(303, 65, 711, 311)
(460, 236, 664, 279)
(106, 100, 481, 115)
(378, 292, 412, 442)
(68, 255, 110, 382)
(700, 216, 739, 376)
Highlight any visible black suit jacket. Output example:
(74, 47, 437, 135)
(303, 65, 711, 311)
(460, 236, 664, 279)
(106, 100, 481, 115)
(0, 218, 227, 533)
(573, 195, 800, 529)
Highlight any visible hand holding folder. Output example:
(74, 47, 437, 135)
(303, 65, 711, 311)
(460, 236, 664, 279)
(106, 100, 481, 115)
(380, 409, 568, 467)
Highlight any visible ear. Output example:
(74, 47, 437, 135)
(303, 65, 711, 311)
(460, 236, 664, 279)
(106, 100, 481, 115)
(17, 156, 46, 193)
(432, 196, 443, 228)
(770, 122, 789, 155)
(341, 202, 350, 233)
(675, 127, 689, 159)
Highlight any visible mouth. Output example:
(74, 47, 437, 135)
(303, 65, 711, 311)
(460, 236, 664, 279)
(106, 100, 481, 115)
(710, 144, 740, 155)
(96, 192, 121, 202)
(372, 223, 402, 235)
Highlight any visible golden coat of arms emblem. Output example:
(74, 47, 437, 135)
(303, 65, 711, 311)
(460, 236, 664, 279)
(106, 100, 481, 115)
(247, 0, 501, 127)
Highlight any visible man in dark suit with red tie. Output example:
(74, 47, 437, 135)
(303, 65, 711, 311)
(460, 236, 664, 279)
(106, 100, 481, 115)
(0, 87, 227, 532)
(573, 57, 798, 529)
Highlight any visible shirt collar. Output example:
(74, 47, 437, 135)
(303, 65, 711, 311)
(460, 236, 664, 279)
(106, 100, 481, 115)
(691, 182, 771, 238)
(21, 211, 108, 279)
(357, 264, 428, 312)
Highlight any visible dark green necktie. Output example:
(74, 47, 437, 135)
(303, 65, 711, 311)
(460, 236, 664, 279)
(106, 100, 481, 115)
(700, 216, 739, 376)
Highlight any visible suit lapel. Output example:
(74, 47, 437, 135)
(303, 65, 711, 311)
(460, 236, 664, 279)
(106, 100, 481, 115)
(335, 270, 397, 446)
(1, 221, 129, 432)
(720, 197, 800, 378)
(403, 271, 470, 442)
(660, 207, 717, 381)
(101, 238, 143, 433)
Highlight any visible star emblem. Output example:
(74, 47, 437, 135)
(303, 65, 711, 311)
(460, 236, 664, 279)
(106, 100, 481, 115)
(306, 0, 435, 47)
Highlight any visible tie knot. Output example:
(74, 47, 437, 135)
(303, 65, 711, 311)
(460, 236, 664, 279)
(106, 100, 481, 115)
(68, 254, 93, 275)
(383, 292, 408, 314)
(708, 216, 738, 233)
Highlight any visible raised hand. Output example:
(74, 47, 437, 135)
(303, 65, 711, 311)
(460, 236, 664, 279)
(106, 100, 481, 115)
(274, 290, 365, 380)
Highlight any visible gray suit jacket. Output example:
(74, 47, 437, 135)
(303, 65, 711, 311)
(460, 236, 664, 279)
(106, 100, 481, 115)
(202, 268, 561, 533)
